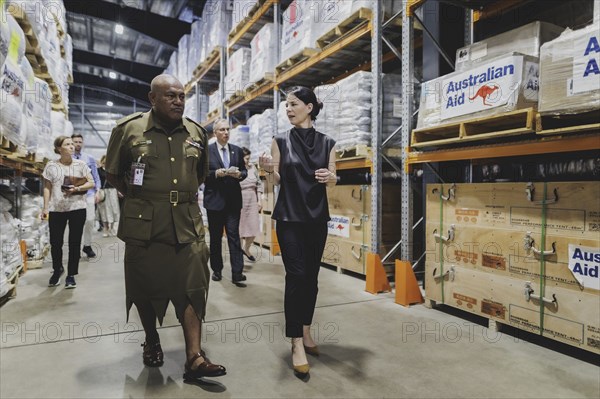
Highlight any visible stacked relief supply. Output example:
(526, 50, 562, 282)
(2, 0, 71, 157)
(225, 47, 251, 101)
(312, 70, 404, 150)
(424, 182, 600, 354)
(19, 194, 49, 269)
(0, 13, 26, 149)
(0, 197, 22, 299)
(249, 23, 277, 84)
(538, 23, 600, 117)
(416, 22, 564, 132)
(247, 109, 275, 163)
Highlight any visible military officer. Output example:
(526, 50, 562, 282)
(105, 74, 225, 381)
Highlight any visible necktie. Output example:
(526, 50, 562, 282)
(222, 147, 229, 168)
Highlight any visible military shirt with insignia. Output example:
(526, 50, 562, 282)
(105, 110, 209, 245)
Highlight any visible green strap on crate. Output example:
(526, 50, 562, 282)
(538, 182, 548, 335)
(439, 184, 445, 304)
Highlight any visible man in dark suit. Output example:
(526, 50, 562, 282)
(203, 119, 248, 285)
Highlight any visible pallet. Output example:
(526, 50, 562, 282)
(335, 144, 371, 160)
(0, 264, 23, 307)
(205, 108, 220, 122)
(246, 73, 275, 92)
(224, 90, 246, 106)
(316, 7, 372, 49)
(192, 47, 222, 78)
(228, 0, 268, 41)
(275, 48, 320, 75)
(536, 110, 600, 136)
(411, 108, 536, 148)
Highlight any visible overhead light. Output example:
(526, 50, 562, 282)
(106, 101, 114, 107)
(115, 24, 124, 34)
(108, 71, 117, 79)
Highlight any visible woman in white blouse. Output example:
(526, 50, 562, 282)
(41, 136, 95, 289)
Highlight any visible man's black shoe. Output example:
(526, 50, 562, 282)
(83, 245, 96, 258)
(232, 273, 247, 283)
(212, 272, 222, 281)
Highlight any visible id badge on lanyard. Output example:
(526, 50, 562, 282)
(130, 157, 146, 186)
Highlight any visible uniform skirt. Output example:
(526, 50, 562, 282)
(124, 240, 210, 324)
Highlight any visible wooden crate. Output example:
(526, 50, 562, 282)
(425, 222, 599, 293)
(412, 108, 536, 148)
(322, 236, 367, 274)
(536, 110, 600, 136)
(425, 263, 600, 354)
(426, 182, 600, 240)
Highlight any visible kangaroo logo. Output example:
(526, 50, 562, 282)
(470, 84, 500, 106)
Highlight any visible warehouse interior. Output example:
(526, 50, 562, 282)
(1, 0, 599, 398)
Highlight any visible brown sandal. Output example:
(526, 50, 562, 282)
(142, 341, 164, 367)
(183, 352, 226, 379)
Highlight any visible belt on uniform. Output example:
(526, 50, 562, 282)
(130, 190, 198, 204)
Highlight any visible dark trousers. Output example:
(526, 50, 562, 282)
(49, 209, 86, 276)
(207, 208, 244, 276)
(276, 220, 328, 337)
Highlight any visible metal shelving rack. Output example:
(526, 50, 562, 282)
(189, 1, 408, 271)
(401, 0, 600, 270)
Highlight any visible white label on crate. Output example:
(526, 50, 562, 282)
(440, 55, 523, 120)
(328, 215, 350, 238)
(470, 42, 488, 61)
(393, 96, 403, 118)
(568, 244, 600, 291)
(523, 61, 539, 101)
(572, 32, 600, 94)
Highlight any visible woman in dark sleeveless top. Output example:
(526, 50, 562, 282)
(259, 86, 336, 377)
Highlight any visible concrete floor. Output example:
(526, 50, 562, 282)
(1, 233, 599, 399)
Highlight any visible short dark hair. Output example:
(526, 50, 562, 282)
(54, 136, 71, 154)
(286, 86, 323, 121)
(71, 133, 83, 140)
(242, 147, 251, 156)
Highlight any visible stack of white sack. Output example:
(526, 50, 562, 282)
(225, 47, 252, 100)
(19, 195, 49, 262)
(230, 125, 251, 150)
(0, 200, 23, 297)
(329, 71, 372, 149)
(202, 0, 232, 52)
(247, 109, 276, 163)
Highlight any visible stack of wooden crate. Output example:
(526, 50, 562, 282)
(425, 182, 600, 354)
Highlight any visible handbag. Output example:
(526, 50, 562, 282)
(62, 176, 88, 195)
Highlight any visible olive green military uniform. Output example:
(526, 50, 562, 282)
(105, 110, 210, 324)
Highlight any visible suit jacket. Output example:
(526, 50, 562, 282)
(203, 142, 248, 211)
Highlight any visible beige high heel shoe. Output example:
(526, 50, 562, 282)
(291, 345, 310, 375)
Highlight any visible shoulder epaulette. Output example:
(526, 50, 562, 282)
(184, 116, 208, 136)
(116, 112, 144, 126)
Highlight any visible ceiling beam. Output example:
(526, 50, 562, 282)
(72, 63, 150, 85)
(153, 44, 165, 65)
(131, 36, 143, 59)
(73, 72, 152, 104)
(73, 49, 163, 83)
(109, 26, 117, 56)
(64, 0, 191, 47)
(86, 17, 94, 51)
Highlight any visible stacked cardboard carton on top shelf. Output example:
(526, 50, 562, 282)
(537, 22, 600, 134)
(413, 21, 565, 148)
